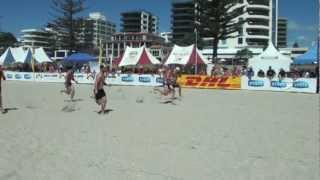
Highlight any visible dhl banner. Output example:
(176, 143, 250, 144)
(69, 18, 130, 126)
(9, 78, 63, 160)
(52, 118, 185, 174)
(178, 75, 241, 90)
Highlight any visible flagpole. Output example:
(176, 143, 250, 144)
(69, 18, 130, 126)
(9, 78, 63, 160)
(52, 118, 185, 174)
(99, 39, 103, 66)
(195, 27, 198, 75)
(31, 42, 35, 73)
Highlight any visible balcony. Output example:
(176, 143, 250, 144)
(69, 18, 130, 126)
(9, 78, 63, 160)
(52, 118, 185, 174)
(247, 0, 269, 6)
(247, 18, 269, 26)
(247, 8, 269, 16)
(247, 28, 269, 36)
(246, 38, 268, 46)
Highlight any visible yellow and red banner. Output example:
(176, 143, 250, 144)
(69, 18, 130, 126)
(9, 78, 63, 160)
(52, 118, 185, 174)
(178, 75, 241, 90)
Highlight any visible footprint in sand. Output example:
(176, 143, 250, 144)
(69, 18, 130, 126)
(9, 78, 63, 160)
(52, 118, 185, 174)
(136, 96, 144, 103)
(61, 104, 78, 112)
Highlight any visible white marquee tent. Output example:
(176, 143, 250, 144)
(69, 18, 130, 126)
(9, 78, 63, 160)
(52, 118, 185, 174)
(165, 44, 210, 65)
(0, 48, 15, 65)
(118, 46, 160, 67)
(11, 47, 33, 63)
(0, 47, 52, 65)
(34, 47, 53, 63)
(248, 42, 292, 74)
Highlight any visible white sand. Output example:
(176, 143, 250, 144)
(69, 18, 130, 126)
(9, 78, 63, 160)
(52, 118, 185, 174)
(0, 81, 319, 180)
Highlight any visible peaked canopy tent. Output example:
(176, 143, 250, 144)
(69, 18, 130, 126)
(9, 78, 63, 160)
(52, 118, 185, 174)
(293, 46, 318, 65)
(248, 42, 292, 74)
(34, 47, 53, 63)
(0, 47, 52, 65)
(0, 48, 16, 65)
(10, 47, 32, 63)
(64, 53, 98, 63)
(118, 46, 160, 67)
(165, 44, 210, 66)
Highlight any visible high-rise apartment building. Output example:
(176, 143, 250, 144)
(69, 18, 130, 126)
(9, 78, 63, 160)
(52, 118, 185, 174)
(79, 12, 116, 49)
(171, 0, 278, 48)
(171, 0, 197, 43)
(21, 28, 57, 51)
(121, 10, 159, 34)
(21, 12, 116, 52)
(277, 17, 287, 48)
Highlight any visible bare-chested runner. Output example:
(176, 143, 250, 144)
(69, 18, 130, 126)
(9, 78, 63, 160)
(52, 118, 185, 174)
(0, 65, 6, 114)
(154, 67, 175, 98)
(171, 67, 182, 99)
(94, 65, 108, 114)
(60, 68, 78, 101)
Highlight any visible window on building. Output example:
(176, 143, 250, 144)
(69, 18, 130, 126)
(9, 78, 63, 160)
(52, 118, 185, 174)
(238, 38, 243, 44)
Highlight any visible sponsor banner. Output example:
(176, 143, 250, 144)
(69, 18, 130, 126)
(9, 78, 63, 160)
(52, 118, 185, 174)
(5, 72, 34, 82)
(178, 75, 241, 89)
(241, 76, 317, 93)
(4, 71, 162, 87)
(35, 73, 64, 83)
(106, 74, 162, 86)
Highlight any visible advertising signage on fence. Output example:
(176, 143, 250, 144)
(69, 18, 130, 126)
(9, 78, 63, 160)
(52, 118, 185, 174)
(178, 75, 241, 90)
(4, 71, 317, 93)
(4, 71, 164, 87)
(242, 76, 317, 93)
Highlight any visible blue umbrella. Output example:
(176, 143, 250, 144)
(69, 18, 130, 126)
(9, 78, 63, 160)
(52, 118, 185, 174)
(64, 53, 98, 62)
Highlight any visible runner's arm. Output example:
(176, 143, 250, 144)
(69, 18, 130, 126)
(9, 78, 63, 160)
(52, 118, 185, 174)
(72, 75, 78, 84)
(94, 75, 100, 93)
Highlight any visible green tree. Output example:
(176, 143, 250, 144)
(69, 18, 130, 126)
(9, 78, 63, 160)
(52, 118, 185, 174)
(49, 0, 86, 51)
(198, 0, 246, 63)
(292, 41, 299, 48)
(235, 48, 253, 60)
(0, 32, 17, 53)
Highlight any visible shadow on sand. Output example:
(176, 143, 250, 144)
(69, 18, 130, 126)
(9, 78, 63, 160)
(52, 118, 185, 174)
(64, 98, 84, 102)
(95, 109, 114, 115)
(160, 100, 177, 105)
(2, 108, 19, 114)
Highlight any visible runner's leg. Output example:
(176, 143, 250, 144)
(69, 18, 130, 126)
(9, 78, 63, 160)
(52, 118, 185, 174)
(70, 85, 75, 101)
(0, 87, 4, 113)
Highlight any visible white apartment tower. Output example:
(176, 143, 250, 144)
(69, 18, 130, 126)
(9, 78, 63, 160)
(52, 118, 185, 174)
(82, 12, 116, 47)
(172, 0, 278, 48)
(226, 0, 278, 48)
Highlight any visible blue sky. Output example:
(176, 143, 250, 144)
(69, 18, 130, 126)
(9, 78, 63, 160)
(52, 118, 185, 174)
(0, 0, 318, 47)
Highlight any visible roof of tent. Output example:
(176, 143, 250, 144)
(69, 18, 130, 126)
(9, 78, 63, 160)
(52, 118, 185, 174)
(10, 47, 32, 63)
(248, 42, 292, 73)
(0, 47, 52, 65)
(293, 46, 318, 65)
(0, 48, 15, 65)
(118, 46, 160, 67)
(34, 47, 53, 63)
(64, 53, 97, 62)
(165, 44, 210, 65)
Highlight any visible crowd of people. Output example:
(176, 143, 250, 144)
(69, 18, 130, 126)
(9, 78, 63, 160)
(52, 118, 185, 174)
(245, 66, 319, 80)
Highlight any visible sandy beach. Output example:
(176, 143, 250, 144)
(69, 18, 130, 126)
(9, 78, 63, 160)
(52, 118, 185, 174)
(0, 81, 319, 180)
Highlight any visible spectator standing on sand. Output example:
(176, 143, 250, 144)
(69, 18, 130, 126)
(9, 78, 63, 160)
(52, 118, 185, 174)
(266, 66, 276, 80)
(0, 65, 6, 114)
(246, 67, 254, 80)
(257, 69, 265, 78)
(278, 68, 286, 80)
